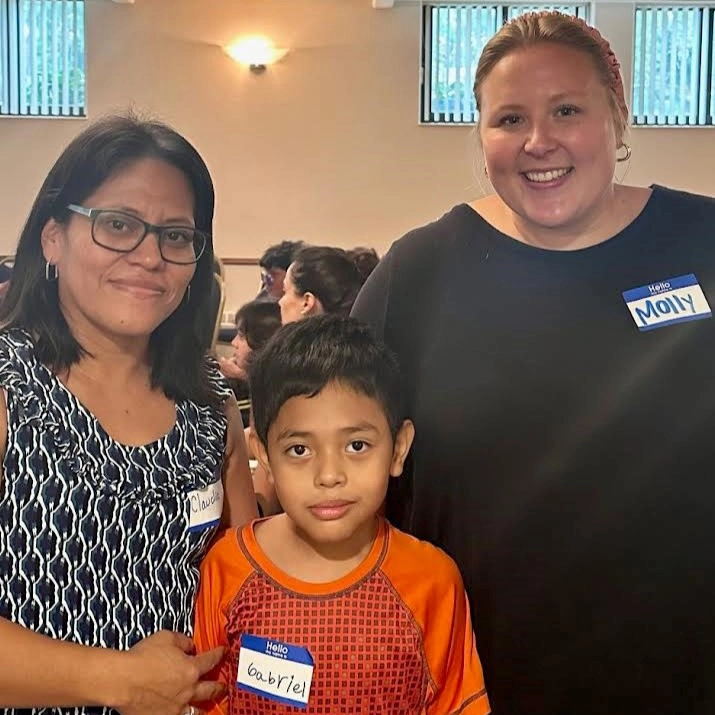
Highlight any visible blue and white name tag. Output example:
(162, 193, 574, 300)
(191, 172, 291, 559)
(623, 274, 712, 332)
(236, 634, 314, 708)
(187, 480, 223, 532)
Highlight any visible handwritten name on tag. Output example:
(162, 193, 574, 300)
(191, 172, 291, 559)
(187, 480, 223, 532)
(623, 273, 712, 332)
(236, 634, 314, 708)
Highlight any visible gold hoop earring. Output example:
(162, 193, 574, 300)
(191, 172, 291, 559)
(616, 143, 632, 163)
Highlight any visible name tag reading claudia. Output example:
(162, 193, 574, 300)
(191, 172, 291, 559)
(623, 273, 712, 332)
(236, 634, 314, 708)
(187, 480, 223, 532)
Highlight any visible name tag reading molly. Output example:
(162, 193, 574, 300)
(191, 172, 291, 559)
(623, 273, 712, 332)
(236, 634, 314, 708)
(187, 480, 224, 532)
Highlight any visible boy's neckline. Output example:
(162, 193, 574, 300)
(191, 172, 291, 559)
(239, 516, 389, 596)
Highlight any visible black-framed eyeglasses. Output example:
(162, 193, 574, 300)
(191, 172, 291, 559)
(67, 204, 208, 265)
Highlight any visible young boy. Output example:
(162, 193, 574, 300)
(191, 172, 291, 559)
(194, 315, 490, 715)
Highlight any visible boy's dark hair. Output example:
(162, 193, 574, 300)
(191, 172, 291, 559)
(235, 299, 281, 351)
(250, 314, 404, 446)
(290, 246, 363, 316)
(0, 113, 219, 406)
(259, 240, 304, 272)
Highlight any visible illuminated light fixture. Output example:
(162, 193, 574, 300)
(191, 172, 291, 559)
(224, 36, 289, 74)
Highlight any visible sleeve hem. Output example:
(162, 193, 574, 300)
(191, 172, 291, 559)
(445, 688, 491, 715)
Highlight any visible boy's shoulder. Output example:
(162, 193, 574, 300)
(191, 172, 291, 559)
(383, 522, 465, 592)
(200, 523, 255, 580)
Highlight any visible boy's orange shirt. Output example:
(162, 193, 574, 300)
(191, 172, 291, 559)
(194, 517, 490, 715)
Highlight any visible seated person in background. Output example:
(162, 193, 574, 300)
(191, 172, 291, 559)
(219, 299, 282, 385)
(194, 315, 490, 715)
(256, 240, 304, 301)
(347, 246, 379, 284)
(218, 300, 282, 517)
(0, 263, 12, 302)
(278, 245, 365, 323)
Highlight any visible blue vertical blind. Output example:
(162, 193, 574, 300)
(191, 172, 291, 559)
(632, 5, 714, 125)
(0, 0, 85, 117)
(421, 3, 589, 124)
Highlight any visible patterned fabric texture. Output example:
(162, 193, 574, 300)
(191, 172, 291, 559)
(225, 567, 428, 713)
(0, 329, 230, 715)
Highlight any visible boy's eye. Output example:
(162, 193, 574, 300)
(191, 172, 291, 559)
(347, 440, 368, 453)
(287, 444, 309, 457)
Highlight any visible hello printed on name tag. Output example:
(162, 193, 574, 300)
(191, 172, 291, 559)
(187, 480, 224, 532)
(623, 273, 712, 332)
(236, 634, 314, 708)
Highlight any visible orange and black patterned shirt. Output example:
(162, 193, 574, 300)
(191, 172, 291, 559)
(194, 518, 490, 715)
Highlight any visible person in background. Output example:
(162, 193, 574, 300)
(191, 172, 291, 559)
(278, 245, 364, 324)
(217, 300, 281, 517)
(0, 264, 12, 302)
(256, 240, 304, 301)
(0, 114, 257, 715)
(194, 315, 490, 715)
(347, 246, 379, 285)
(218, 300, 282, 385)
(352, 11, 715, 715)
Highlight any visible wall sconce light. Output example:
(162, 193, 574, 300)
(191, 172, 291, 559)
(224, 36, 289, 74)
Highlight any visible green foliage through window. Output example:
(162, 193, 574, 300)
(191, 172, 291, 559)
(421, 3, 588, 124)
(0, 0, 85, 117)
(633, 5, 714, 126)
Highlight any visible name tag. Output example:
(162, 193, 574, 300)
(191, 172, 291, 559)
(187, 480, 223, 532)
(236, 634, 314, 708)
(623, 273, 712, 332)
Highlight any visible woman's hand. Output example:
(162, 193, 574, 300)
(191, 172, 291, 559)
(218, 356, 245, 381)
(115, 631, 225, 715)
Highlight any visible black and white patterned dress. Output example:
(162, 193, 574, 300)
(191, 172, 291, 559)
(0, 329, 230, 715)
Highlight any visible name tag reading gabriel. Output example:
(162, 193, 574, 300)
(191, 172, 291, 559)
(236, 634, 314, 708)
(187, 480, 224, 532)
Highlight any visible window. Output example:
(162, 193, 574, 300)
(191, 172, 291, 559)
(632, 5, 714, 126)
(421, 3, 589, 124)
(0, 0, 86, 118)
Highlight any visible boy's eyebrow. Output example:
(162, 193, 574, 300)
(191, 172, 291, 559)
(275, 422, 380, 441)
(340, 422, 380, 434)
(276, 429, 313, 441)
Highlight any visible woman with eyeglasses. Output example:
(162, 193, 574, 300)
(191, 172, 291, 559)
(0, 115, 257, 715)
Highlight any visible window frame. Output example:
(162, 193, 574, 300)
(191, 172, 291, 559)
(419, 1, 590, 125)
(631, 3, 715, 127)
(0, 0, 87, 119)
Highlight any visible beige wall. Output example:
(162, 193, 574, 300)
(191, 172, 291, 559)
(0, 0, 713, 313)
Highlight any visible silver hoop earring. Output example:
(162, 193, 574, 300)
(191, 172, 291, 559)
(184, 285, 191, 304)
(616, 143, 632, 163)
(45, 261, 58, 281)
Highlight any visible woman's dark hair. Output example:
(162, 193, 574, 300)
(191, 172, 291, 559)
(250, 314, 405, 447)
(0, 113, 219, 405)
(235, 299, 282, 352)
(290, 246, 363, 316)
(346, 247, 380, 285)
